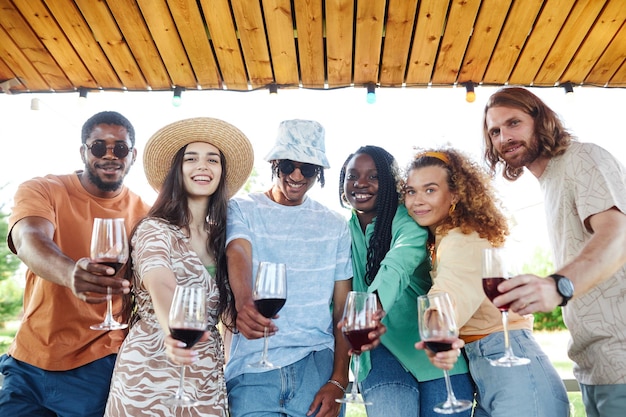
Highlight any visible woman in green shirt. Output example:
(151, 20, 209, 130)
(338, 145, 473, 417)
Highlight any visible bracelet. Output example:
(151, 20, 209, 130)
(327, 379, 346, 392)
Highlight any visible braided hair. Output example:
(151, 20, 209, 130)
(339, 146, 401, 286)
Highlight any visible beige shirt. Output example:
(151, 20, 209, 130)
(429, 229, 532, 338)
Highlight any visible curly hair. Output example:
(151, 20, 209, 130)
(405, 147, 509, 246)
(339, 146, 401, 286)
(482, 87, 574, 181)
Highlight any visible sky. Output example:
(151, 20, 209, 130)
(1, 84, 625, 259)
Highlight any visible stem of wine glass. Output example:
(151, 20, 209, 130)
(104, 286, 114, 324)
(348, 353, 361, 401)
(442, 369, 460, 404)
(174, 364, 186, 400)
(261, 327, 270, 363)
(501, 310, 514, 357)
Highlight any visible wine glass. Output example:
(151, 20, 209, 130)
(248, 262, 287, 369)
(165, 285, 207, 407)
(482, 247, 531, 366)
(418, 292, 473, 414)
(336, 291, 377, 405)
(89, 217, 129, 331)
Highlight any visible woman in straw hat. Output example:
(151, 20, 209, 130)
(105, 117, 253, 417)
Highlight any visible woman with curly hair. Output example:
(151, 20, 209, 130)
(404, 148, 569, 417)
(339, 145, 473, 417)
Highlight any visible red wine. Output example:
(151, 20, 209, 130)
(343, 327, 376, 353)
(425, 339, 454, 353)
(254, 298, 286, 318)
(101, 261, 124, 274)
(170, 328, 204, 348)
(483, 277, 511, 311)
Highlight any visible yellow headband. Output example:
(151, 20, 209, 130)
(416, 151, 450, 165)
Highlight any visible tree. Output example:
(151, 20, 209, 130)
(0, 201, 24, 327)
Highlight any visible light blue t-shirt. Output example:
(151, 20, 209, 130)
(225, 192, 353, 381)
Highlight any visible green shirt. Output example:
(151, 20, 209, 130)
(349, 204, 469, 382)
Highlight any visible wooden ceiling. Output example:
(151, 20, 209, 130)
(1, 0, 625, 95)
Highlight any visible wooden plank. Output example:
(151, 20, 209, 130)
(353, 0, 386, 85)
(561, 0, 626, 84)
(105, 0, 171, 90)
(607, 58, 626, 87)
(0, 0, 72, 91)
(482, 0, 543, 85)
(325, 0, 353, 87)
(0, 26, 48, 92)
(58, 0, 131, 90)
(293, 0, 325, 88)
(508, 0, 575, 85)
(431, 0, 481, 85)
(379, 0, 418, 86)
(534, 0, 607, 85)
(231, 0, 273, 89)
(585, 21, 626, 86)
(262, 0, 298, 87)
(136, 0, 197, 89)
(200, 0, 247, 90)
(169, 0, 221, 89)
(405, 0, 450, 85)
(458, 0, 512, 84)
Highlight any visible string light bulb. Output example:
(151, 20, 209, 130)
(269, 83, 278, 95)
(78, 87, 89, 100)
(366, 83, 376, 104)
(172, 86, 183, 107)
(562, 82, 574, 95)
(464, 82, 476, 103)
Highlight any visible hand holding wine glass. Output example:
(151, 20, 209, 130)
(482, 247, 530, 367)
(89, 217, 129, 331)
(336, 291, 377, 405)
(418, 292, 473, 414)
(164, 285, 208, 407)
(248, 262, 287, 369)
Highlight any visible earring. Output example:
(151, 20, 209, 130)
(448, 203, 456, 215)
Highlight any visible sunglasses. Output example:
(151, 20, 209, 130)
(277, 160, 319, 178)
(85, 141, 132, 159)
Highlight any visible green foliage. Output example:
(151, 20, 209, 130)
(521, 246, 566, 331)
(0, 278, 23, 326)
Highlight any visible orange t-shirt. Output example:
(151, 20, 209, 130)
(7, 172, 151, 371)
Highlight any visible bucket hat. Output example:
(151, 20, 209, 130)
(264, 119, 330, 168)
(144, 117, 254, 198)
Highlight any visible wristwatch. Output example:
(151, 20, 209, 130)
(549, 274, 574, 307)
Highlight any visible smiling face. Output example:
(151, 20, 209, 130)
(343, 153, 379, 225)
(404, 165, 456, 234)
(485, 106, 542, 173)
(182, 142, 223, 199)
(271, 160, 317, 206)
(81, 123, 136, 196)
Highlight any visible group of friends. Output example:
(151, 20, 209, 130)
(0, 86, 624, 417)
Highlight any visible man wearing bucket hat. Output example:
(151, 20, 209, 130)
(0, 111, 150, 416)
(105, 117, 254, 416)
(224, 119, 357, 417)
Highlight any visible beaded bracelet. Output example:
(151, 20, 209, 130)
(327, 379, 346, 392)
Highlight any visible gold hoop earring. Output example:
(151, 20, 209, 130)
(448, 203, 456, 215)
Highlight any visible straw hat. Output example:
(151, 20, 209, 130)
(264, 119, 330, 168)
(143, 117, 254, 198)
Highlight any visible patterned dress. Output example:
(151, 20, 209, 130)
(105, 218, 227, 417)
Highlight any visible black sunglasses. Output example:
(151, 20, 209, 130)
(277, 160, 319, 178)
(85, 141, 132, 159)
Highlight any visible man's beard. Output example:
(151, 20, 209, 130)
(85, 165, 124, 192)
(503, 139, 541, 169)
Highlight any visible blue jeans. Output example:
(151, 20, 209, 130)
(359, 344, 474, 417)
(465, 329, 570, 417)
(580, 383, 626, 417)
(0, 353, 117, 417)
(227, 348, 345, 417)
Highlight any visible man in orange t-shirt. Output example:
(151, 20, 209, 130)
(0, 111, 150, 416)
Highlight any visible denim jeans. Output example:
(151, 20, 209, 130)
(580, 383, 626, 417)
(0, 353, 117, 417)
(465, 329, 570, 417)
(227, 348, 344, 417)
(359, 344, 474, 417)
